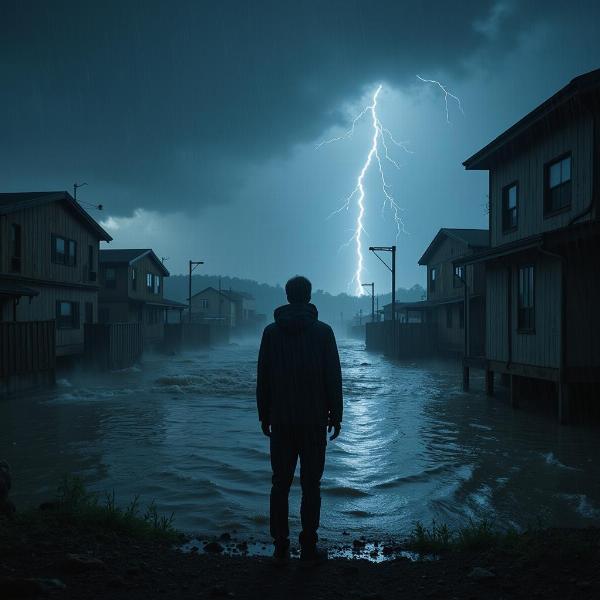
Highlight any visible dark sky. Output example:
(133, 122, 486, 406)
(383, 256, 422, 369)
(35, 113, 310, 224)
(2, 1, 599, 294)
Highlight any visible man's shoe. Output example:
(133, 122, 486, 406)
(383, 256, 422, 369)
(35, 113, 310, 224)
(299, 546, 328, 568)
(272, 542, 290, 567)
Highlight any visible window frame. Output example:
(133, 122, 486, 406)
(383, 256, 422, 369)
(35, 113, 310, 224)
(430, 266, 437, 294)
(10, 223, 22, 273)
(453, 265, 465, 288)
(517, 264, 535, 333)
(146, 272, 154, 292)
(131, 267, 137, 291)
(56, 300, 80, 329)
(51, 234, 77, 267)
(502, 181, 519, 233)
(544, 153, 572, 216)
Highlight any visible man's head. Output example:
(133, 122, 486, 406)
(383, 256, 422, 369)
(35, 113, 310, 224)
(285, 275, 312, 304)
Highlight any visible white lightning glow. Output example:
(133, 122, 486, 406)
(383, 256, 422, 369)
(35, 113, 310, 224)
(416, 75, 464, 123)
(318, 85, 409, 296)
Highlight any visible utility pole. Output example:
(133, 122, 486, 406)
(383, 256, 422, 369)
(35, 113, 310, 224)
(188, 260, 204, 323)
(361, 282, 375, 322)
(369, 246, 396, 354)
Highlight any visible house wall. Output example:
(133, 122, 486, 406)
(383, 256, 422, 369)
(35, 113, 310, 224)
(190, 288, 235, 325)
(485, 253, 561, 369)
(0, 201, 102, 356)
(489, 111, 594, 248)
(426, 236, 485, 301)
(128, 255, 165, 302)
(433, 303, 464, 353)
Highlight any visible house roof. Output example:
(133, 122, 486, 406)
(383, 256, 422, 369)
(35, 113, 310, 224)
(222, 289, 254, 301)
(418, 228, 489, 265)
(0, 191, 112, 241)
(99, 249, 169, 276)
(190, 286, 234, 302)
(464, 68, 600, 170)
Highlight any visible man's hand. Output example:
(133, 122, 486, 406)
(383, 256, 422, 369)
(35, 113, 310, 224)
(261, 421, 271, 437)
(328, 420, 341, 441)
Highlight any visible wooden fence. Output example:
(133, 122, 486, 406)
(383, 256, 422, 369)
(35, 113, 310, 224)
(84, 323, 143, 370)
(0, 320, 56, 396)
(366, 321, 437, 359)
(0, 320, 55, 377)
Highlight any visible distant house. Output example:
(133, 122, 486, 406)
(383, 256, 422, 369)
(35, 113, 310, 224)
(189, 287, 236, 326)
(418, 228, 489, 355)
(98, 249, 186, 345)
(460, 68, 600, 421)
(380, 228, 488, 356)
(0, 191, 112, 356)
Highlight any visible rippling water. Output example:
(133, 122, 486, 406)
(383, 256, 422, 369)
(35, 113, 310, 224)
(1, 338, 599, 541)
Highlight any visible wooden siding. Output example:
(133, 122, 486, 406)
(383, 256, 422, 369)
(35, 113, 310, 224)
(190, 288, 235, 325)
(129, 255, 165, 302)
(426, 236, 485, 301)
(0, 320, 55, 378)
(0, 201, 100, 283)
(486, 265, 509, 362)
(485, 254, 561, 369)
(489, 112, 594, 247)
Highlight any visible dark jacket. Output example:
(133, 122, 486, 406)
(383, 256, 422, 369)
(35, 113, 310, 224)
(256, 303, 343, 425)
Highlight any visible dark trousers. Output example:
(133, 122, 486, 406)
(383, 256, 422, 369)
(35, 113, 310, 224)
(270, 425, 327, 548)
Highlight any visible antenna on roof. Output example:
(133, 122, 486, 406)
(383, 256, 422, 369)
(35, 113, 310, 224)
(73, 182, 103, 211)
(161, 256, 170, 264)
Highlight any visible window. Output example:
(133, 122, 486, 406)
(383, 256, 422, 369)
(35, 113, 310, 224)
(518, 265, 535, 332)
(459, 302, 464, 329)
(446, 305, 453, 328)
(131, 268, 137, 291)
(430, 267, 437, 294)
(146, 273, 154, 292)
(454, 265, 465, 287)
(502, 182, 518, 232)
(52, 235, 77, 266)
(56, 301, 79, 329)
(85, 302, 93, 324)
(104, 267, 116, 289)
(10, 224, 22, 272)
(545, 154, 571, 214)
(155, 275, 160, 295)
(199, 299, 209, 309)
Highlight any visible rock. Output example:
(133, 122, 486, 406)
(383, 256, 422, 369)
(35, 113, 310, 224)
(204, 541, 224, 553)
(467, 567, 495, 580)
(60, 553, 106, 573)
(353, 539, 366, 549)
(219, 532, 232, 541)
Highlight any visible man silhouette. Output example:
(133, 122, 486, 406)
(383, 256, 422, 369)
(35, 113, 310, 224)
(257, 275, 343, 567)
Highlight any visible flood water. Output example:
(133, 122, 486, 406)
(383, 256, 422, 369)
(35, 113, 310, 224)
(1, 338, 599, 542)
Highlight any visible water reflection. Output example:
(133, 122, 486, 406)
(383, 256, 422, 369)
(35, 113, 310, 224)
(0, 339, 598, 541)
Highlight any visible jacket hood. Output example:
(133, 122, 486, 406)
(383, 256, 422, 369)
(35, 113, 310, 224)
(274, 303, 318, 333)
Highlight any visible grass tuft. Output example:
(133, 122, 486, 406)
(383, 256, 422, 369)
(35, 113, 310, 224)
(43, 475, 180, 542)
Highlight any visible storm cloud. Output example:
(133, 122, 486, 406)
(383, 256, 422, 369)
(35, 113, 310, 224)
(0, 0, 583, 214)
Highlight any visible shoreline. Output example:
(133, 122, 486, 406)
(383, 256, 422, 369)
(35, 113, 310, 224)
(1, 506, 599, 599)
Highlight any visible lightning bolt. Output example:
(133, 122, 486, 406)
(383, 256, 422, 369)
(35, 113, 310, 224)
(318, 85, 410, 296)
(416, 75, 464, 123)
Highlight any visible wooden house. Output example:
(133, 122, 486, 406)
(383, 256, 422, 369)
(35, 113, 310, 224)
(460, 68, 600, 422)
(376, 228, 488, 357)
(98, 249, 186, 346)
(189, 287, 236, 326)
(0, 191, 112, 356)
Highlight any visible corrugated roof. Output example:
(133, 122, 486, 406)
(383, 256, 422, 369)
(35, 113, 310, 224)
(0, 191, 112, 241)
(418, 228, 489, 265)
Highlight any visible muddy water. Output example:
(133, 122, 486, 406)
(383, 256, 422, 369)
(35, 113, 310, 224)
(1, 339, 598, 542)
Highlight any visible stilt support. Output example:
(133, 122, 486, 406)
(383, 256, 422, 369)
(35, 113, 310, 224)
(485, 370, 494, 397)
(462, 365, 470, 392)
(510, 374, 519, 408)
